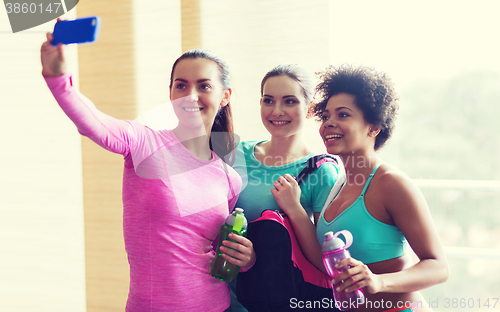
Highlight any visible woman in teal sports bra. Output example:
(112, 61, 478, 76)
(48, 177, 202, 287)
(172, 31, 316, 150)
(271, 64, 449, 312)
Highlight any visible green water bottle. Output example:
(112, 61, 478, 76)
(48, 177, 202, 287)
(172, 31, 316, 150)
(211, 208, 248, 281)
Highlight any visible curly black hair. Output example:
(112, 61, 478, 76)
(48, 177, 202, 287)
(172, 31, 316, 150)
(313, 64, 399, 150)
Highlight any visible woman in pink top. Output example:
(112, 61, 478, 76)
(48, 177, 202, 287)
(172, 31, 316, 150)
(41, 31, 255, 312)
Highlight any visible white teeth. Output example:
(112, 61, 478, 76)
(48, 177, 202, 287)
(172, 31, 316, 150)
(325, 134, 343, 139)
(272, 121, 289, 125)
(184, 107, 201, 112)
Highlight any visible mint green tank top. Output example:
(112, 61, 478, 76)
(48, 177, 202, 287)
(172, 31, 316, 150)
(316, 164, 407, 264)
(233, 140, 340, 222)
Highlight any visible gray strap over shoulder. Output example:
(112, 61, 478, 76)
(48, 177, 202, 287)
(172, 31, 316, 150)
(319, 169, 346, 218)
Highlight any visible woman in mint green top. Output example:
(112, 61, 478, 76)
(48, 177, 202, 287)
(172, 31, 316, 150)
(273, 65, 449, 312)
(232, 64, 341, 223)
(230, 64, 342, 312)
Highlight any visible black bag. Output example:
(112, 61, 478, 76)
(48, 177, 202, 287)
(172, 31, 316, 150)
(236, 154, 341, 312)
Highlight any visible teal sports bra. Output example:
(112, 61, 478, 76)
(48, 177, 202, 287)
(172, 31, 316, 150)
(317, 164, 407, 264)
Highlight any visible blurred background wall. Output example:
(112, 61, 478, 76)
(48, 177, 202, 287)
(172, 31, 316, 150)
(0, 5, 86, 312)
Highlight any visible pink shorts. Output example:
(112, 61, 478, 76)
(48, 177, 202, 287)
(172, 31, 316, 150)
(383, 302, 421, 312)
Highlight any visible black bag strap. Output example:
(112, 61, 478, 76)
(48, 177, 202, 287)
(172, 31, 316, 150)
(295, 154, 339, 185)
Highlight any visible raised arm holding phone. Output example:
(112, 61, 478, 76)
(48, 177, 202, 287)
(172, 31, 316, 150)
(40, 18, 255, 312)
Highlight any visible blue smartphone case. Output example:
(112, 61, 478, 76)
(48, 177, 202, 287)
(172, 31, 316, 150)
(51, 16, 101, 46)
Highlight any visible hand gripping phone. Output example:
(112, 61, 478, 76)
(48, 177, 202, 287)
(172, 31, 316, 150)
(51, 16, 101, 46)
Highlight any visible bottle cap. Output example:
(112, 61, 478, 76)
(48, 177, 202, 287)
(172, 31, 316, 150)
(322, 230, 353, 253)
(225, 208, 247, 231)
(322, 231, 346, 252)
(232, 208, 245, 232)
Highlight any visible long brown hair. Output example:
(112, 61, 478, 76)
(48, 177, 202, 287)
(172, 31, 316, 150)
(170, 49, 236, 164)
(261, 64, 315, 105)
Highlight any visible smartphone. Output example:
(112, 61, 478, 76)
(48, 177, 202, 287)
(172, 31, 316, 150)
(51, 16, 101, 46)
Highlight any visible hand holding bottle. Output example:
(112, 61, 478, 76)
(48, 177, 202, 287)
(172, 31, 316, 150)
(211, 208, 255, 281)
(322, 230, 365, 311)
(332, 256, 383, 295)
(219, 232, 255, 269)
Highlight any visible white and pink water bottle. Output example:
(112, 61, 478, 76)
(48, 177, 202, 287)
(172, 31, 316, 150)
(322, 230, 364, 311)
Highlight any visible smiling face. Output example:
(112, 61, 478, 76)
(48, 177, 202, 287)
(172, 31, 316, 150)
(169, 58, 230, 133)
(319, 93, 379, 156)
(260, 75, 309, 139)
